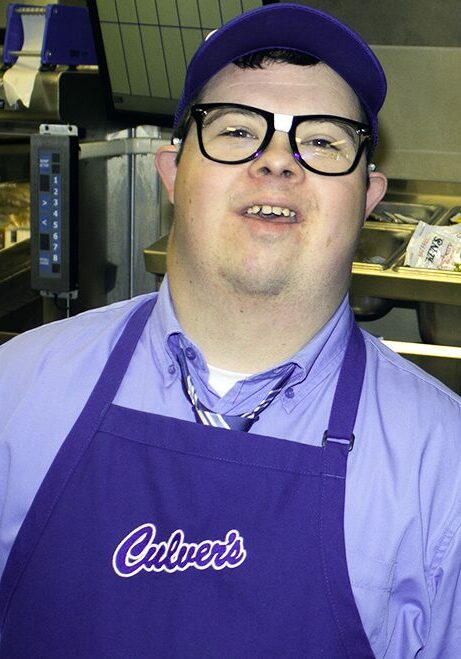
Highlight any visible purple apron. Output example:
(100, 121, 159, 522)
(0, 298, 374, 658)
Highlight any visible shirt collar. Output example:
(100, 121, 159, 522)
(149, 276, 354, 396)
(149, 276, 208, 386)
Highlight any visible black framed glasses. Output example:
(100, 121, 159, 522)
(188, 103, 371, 176)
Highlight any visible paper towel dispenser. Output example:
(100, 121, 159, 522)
(3, 4, 97, 68)
(0, 4, 105, 126)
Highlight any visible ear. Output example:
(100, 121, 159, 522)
(155, 144, 178, 204)
(364, 170, 387, 220)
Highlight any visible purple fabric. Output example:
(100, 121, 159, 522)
(326, 322, 366, 444)
(2, 284, 461, 655)
(174, 4, 387, 147)
(0, 298, 373, 657)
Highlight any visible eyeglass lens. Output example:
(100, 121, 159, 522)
(198, 106, 363, 174)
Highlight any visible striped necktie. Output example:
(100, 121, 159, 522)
(176, 348, 296, 432)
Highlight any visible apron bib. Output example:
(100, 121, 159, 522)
(0, 298, 374, 658)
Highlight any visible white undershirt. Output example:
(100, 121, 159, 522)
(207, 363, 252, 397)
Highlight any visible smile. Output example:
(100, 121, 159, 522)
(244, 205, 297, 222)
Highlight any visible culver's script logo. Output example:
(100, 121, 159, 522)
(112, 523, 247, 577)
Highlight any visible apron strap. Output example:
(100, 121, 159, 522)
(323, 322, 366, 451)
(70, 296, 158, 443)
(92, 296, 157, 405)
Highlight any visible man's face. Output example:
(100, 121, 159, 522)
(157, 62, 386, 307)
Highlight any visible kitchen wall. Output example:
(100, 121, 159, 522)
(293, 0, 461, 47)
(295, 0, 461, 182)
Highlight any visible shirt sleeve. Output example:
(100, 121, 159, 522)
(421, 514, 461, 657)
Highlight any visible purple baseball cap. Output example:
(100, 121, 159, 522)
(173, 3, 386, 148)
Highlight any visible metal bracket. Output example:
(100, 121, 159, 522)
(39, 123, 78, 137)
(40, 290, 78, 300)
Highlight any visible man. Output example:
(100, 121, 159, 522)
(0, 4, 460, 657)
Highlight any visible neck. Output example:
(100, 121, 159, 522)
(168, 274, 346, 372)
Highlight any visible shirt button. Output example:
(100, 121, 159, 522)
(285, 387, 295, 399)
(185, 347, 196, 360)
(168, 364, 176, 374)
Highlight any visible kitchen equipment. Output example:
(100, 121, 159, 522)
(368, 201, 444, 226)
(353, 225, 413, 269)
(439, 206, 461, 225)
(30, 124, 79, 296)
(417, 302, 461, 347)
(3, 4, 96, 68)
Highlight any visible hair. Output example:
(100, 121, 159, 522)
(173, 48, 371, 165)
(233, 49, 320, 70)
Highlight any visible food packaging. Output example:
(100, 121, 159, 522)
(404, 221, 461, 271)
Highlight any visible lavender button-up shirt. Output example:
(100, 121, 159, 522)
(1, 278, 461, 657)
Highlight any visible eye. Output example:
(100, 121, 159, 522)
(201, 109, 265, 142)
(315, 138, 339, 150)
(219, 126, 258, 140)
(300, 136, 345, 151)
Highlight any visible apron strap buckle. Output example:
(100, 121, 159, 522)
(322, 430, 355, 452)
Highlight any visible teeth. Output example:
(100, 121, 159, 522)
(246, 205, 296, 218)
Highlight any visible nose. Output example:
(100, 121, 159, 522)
(248, 130, 304, 180)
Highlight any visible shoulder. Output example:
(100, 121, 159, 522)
(0, 293, 158, 409)
(1, 293, 156, 364)
(356, 327, 461, 476)
(361, 328, 461, 413)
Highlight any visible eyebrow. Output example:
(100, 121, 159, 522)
(202, 106, 263, 125)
